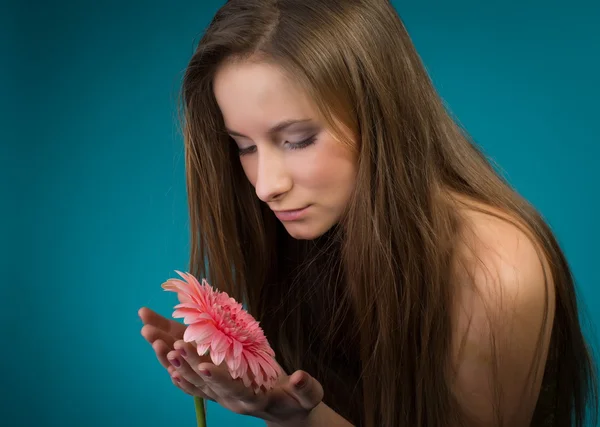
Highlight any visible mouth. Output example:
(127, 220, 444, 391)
(272, 206, 310, 221)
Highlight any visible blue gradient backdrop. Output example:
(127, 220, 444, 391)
(1, 1, 598, 426)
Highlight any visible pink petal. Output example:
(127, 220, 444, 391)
(233, 355, 248, 379)
(195, 333, 215, 346)
(197, 343, 211, 356)
(184, 323, 216, 343)
(246, 354, 261, 380)
(210, 332, 230, 353)
(175, 306, 214, 322)
(226, 357, 238, 372)
(230, 360, 241, 378)
(181, 271, 204, 294)
(232, 339, 243, 359)
(211, 350, 226, 366)
(172, 307, 205, 324)
(256, 352, 280, 378)
(163, 271, 281, 389)
(166, 274, 206, 307)
(162, 278, 189, 293)
(177, 294, 194, 304)
(226, 347, 242, 372)
(175, 270, 197, 285)
(173, 302, 201, 310)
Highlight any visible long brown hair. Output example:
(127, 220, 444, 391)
(179, 1, 597, 425)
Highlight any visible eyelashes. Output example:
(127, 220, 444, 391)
(237, 146, 256, 156)
(287, 135, 317, 151)
(237, 135, 317, 156)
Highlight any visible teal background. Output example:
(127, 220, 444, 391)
(1, 0, 598, 426)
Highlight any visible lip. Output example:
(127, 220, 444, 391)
(273, 206, 310, 221)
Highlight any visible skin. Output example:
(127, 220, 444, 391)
(139, 61, 554, 426)
(214, 59, 357, 241)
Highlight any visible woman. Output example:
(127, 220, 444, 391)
(139, 1, 597, 426)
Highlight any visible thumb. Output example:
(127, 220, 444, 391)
(285, 370, 324, 410)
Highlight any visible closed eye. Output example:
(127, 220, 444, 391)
(238, 145, 256, 156)
(287, 135, 317, 150)
(237, 136, 317, 156)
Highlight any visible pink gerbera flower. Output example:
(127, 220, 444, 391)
(162, 271, 282, 392)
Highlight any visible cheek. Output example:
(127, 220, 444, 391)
(301, 161, 339, 189)
(296, 141, 357, 192)
(239, 157, 258, 186)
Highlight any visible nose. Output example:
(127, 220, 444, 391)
(254, 148, 292, 202)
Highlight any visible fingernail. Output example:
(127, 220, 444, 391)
(294, 377, 306, 389)
(174, 377, 181, 383)
(170, 357, 181, 368)
(179, 348, 187, 358)
(200, 369, 211, 377)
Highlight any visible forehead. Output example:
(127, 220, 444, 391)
(213, 60, 317, 131)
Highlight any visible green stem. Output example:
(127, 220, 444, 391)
(194, 396, 207, 427)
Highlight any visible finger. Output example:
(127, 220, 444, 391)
(152, 339, 172, 370)
(171, 374, 193, 395)
(170, 367, 217, 401)
(174, 340, 211, 366)
(198, 362, 261, 404)
(167, 348, 205, 390)
(138, 307, 186, 338)
(171, 372, 206, 398)
(171, 372, 215, 402)
(284, 371, 323, 410)
(141, 324, 177, 348)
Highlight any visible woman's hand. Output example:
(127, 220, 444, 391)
(138, 307, 323, 425)
(139, 307, 191, 366)
(138, 307, 213, 402)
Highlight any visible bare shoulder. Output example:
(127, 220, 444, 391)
(449, 196, 556, 426)
(453, 197, 554, 309)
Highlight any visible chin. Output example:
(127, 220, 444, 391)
(282, 221, 331, 241)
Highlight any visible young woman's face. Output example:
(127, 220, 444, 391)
(213, 60, 357, 240)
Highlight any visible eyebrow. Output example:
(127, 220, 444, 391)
(226, 119, 313, 138)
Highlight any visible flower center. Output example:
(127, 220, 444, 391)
(217, 305, 244, 335)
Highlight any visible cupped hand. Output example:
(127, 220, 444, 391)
(139, 306, 187, 368)
(168, 339, 323, 424)
(139, 307, 323, 424)
(138, 307, 212, 402)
